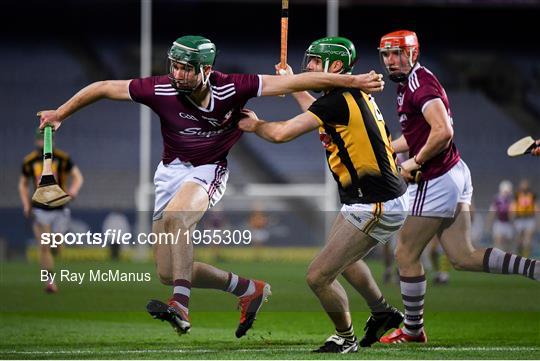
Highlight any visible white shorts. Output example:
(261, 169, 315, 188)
(33, 208, 71, 233)
(409, 159, 473, 218)
(153, 159, 229, 221)
(493, 220, 514, 239)
(341, 193, 409, 244)
(514, 217, 536, 233)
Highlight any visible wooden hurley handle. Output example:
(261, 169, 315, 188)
(280, 0, 289, 69)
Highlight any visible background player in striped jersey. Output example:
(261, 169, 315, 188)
(37, 35, 386, 337)
(239, 36, 407, 353)
(511, 179, 538, 257)
(377, 30, 540, 344)
(18, 128, 84, 293)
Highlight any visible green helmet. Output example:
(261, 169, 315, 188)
(302, 36, 357, 74)
(167, 35, 217, 93)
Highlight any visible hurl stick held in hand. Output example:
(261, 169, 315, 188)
(31, 125, 71, 208)
(507, 136, 538, 157)
(278, 0, 289, 97)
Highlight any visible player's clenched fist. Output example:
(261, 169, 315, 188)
(274, 63, 294, 76)
(354, 70, 384, 94)
(37, 110, 62, 131)
(238, 109, 260, 133)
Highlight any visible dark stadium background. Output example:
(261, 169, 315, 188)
(0, 0, 539, 255)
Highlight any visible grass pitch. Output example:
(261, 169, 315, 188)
(0, 257, 539, 359)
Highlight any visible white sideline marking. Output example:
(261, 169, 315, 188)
(2, 346, 539, 355)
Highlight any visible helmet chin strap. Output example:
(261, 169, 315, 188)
(200, 65, 210, 87)
(323, 59, 330, 73)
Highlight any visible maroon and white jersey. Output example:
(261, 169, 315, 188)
(397, 63, 460, 180)
(129, 71, 262, 166)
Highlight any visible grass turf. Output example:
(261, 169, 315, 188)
(0, 259, 539, 359)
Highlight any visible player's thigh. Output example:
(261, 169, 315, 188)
(309, 213, 379, 281)
(51, 208, 71, 234)
(397, 216, 444, 262)
(438, 202, 476, 264)
(163, 181, 209, 227)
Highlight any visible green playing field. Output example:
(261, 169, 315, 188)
(1, 259, 539, 359)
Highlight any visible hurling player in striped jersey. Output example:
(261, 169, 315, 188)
(37, 35, 386, 338)
(377, 30, 540, 344)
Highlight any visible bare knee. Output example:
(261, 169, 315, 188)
(162, 212, 193, 232)
(446, 252, 475, 271)
(156, 268, 173, 285)
(155, 255, 173, 285)
(394, 244, 418, 268)
(306, 267, 332, 292)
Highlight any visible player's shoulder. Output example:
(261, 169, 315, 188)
(130, 75, 170, 91)
(410, 64, 441, 89)
(313, 88, 347, 105)
(22, 150, 40, 164)
(210, 70, 256, 85)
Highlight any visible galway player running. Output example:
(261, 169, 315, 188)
(38, 35, 386, 337)
(377, 30, 540, 344)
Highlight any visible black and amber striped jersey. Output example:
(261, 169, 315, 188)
(513, 191, 537, 218)
(22, 148, 74, 193)
(308, 88, 406, 205)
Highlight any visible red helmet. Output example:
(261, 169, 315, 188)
(379, 30, 419, 49)
(378, 30, 419, 82)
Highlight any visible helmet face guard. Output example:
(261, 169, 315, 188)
(378, 47, 413, 83)
(166, 56, 200, 94)
(378, 30, 419, 83)
(301, 37, 357, 74)
(167, 36, 216, 94)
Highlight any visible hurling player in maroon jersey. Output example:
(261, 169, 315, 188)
(37, 35, 386, 337)
(377, 30, 540, 344)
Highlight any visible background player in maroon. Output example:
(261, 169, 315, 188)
(376, 30, 540, 344)
(37, 35, 386, 337)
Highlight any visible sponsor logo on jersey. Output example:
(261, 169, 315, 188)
(179, 112, 199, 121)
(201, 115, 222, 127)
(178, 124, 233, 138)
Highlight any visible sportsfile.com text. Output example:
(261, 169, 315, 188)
(41, 229, 252, 248)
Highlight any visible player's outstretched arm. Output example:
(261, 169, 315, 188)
(38, 80, 132, 131)
(238, 109, 319, 143)
(275, 64, 316, 112)
(260, 70, 384, 97)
